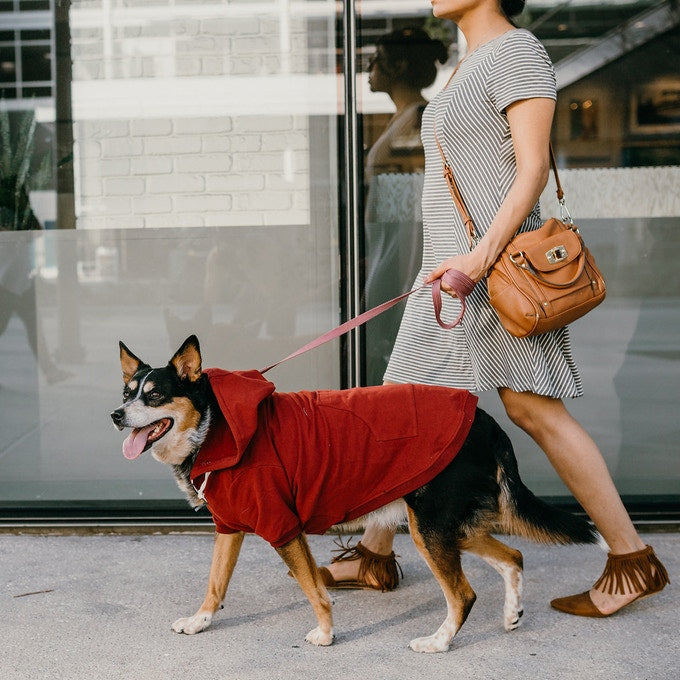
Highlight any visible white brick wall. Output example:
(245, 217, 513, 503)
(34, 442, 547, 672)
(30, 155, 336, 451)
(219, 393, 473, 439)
(71, 4, 314, 229)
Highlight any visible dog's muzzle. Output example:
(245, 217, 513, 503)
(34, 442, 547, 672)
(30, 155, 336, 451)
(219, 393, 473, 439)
(111, 408, 126, 430)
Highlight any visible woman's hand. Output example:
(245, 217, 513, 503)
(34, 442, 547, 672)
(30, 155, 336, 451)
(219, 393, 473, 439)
(425, 252, 486, 297)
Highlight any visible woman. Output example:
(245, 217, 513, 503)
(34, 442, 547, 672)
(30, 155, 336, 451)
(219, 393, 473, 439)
(323, 0, 669, 618)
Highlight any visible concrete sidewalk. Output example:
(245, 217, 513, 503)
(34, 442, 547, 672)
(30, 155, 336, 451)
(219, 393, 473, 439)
(1, 531, 677, 680)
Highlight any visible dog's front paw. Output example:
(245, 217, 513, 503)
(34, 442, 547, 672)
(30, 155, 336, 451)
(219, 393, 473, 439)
(305, 626, 335, 646)
(171, 612, 213, 635)
(409, 634, 450, 654)
(504, 606, 523, 632)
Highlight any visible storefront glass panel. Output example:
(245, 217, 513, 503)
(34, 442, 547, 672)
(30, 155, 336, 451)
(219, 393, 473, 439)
(0, 0, 678, 516)
(1, 0, 343, 508)
(357, 1, 679, 501)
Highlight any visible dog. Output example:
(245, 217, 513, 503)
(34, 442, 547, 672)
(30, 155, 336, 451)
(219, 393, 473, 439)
(111, 335, 599, 653)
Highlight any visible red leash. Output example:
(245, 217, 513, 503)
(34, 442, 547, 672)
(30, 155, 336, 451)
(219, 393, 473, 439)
(261, 269, 475, 374)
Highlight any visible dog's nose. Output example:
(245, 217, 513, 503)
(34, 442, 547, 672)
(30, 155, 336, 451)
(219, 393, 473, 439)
(111, 408, 125, 429)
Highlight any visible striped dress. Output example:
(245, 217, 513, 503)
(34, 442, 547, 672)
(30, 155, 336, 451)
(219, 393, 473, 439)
(384, 29, 583, 398)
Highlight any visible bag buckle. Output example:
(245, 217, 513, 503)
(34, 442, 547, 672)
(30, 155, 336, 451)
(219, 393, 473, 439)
(546, 245, 568, 264)
(559, 198, 575, 226)
(508, 252, 528, 269)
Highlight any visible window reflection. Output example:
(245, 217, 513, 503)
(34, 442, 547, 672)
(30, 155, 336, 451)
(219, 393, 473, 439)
(356, 1, 679, 502)
(0, 0, 342, 507)
(361, 25, 450, 385)
(0, 0, 678, 510)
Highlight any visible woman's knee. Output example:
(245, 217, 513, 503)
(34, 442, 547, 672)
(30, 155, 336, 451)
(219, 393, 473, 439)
(498, 387, 562, 434)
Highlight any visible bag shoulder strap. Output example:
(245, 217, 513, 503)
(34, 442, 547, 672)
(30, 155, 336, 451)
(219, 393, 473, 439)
(548, 144, 564, 201)
(435, 126, 565, 241)
(433, 58, 567, 238)
(433, 129, 478, 248)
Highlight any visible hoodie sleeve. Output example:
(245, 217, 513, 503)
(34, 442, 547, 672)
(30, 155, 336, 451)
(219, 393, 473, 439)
(206, 463, 303, 548)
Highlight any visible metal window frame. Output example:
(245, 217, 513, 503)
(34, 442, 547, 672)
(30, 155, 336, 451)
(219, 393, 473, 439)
(340, 0, 363, 388)
(0, 2, 54, 107)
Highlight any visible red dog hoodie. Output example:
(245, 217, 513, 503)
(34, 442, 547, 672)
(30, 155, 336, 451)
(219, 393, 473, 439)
(191, 369, 478, 548)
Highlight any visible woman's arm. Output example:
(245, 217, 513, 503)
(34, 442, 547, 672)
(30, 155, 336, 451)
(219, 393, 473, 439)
(427, 96, 555, 290)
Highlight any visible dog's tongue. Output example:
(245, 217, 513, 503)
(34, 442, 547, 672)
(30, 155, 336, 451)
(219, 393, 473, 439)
(122, 424, 156, 460)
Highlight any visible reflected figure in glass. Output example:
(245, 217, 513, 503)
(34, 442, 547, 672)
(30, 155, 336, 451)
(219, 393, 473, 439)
(0, 110, 69, 384)
(362, 27, 448, 385)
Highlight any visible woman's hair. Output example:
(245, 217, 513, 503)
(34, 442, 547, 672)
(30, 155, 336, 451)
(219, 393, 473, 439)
(500, 0, 526, 18)
(375, 27, 449, 90)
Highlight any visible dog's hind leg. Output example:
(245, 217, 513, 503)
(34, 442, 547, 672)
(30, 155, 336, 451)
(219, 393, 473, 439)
(276, 533, 334, 647)
(172, 531, 245, 635)
(407, 508, 476, 653)
(461, 533, 524, 631)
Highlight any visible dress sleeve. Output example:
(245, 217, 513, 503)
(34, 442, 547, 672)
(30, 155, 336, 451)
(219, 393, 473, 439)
(488, 30, 556, 113)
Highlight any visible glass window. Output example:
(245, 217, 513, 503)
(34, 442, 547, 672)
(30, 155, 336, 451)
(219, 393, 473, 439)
(357, 1, 679, 501)
(357, 10, 457, 386)
(1, 0, 343, 509)
(0, 0, 678, 517)
(0, 8, 54, 101)
(20, 43, 51, 82)
(532, 2, 680, 497)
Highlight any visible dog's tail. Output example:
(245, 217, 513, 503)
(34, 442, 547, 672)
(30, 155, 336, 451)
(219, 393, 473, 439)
(492, 420, 601, 547)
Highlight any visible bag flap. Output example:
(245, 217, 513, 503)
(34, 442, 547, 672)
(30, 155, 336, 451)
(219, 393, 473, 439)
(519, 227, 583, 273)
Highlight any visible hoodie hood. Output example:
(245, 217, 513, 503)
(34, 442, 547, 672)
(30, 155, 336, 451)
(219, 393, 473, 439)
(191, 368, 275, 477)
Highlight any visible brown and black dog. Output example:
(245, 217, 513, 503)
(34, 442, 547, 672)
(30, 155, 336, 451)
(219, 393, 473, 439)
(111, 335, 599, 652)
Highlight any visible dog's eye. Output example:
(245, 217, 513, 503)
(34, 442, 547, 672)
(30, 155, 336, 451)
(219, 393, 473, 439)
(147, 390, 162, 401)
(123, 387, 131, 400)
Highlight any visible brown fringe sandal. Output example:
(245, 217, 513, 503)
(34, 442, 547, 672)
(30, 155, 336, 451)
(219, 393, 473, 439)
(551, 545, 669, 617)
(318, 538, 403, 592)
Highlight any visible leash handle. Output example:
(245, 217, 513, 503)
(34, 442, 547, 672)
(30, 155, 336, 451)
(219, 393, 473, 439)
(431, 268, 476, 330)
(261, 269, 475, 374)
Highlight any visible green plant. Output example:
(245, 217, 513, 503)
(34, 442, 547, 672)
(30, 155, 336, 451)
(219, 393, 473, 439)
(0, 108, 52, 230)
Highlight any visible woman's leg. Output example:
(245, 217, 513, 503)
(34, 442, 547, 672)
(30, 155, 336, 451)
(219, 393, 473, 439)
(498, 387, 665, 614)
(324, 380, 400, 588)
(323, 523, 397, 586)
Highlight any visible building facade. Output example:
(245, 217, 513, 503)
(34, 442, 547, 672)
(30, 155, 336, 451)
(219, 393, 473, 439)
(1, 0, 678, 521)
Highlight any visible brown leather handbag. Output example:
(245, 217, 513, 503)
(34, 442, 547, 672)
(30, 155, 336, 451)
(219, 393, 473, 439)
(435, 135, 606, 338)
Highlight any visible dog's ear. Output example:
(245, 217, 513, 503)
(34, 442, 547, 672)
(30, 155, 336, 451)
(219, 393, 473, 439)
(119, 341, 146, 384)
(170, 335, 202, 382)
